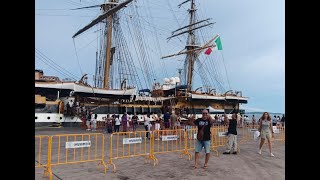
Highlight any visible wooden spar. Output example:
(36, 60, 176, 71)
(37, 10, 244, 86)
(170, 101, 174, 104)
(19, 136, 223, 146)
(72, 0, 133, 38)
(171, 18, 212, 34)
(161, 45, 216, 59)
(178, 0, 191, 8)
(167, 22, 214, 40)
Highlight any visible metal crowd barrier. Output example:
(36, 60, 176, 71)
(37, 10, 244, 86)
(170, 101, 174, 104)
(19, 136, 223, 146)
(105, 131, 157, 172)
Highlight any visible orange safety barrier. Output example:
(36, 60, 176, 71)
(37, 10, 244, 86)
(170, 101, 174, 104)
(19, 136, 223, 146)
(272, 126, 285, 143)
(185, 127, 220, 157)
(184, 127, 220, 157)
(35, 124, 282, 177)
(35, 135, 52, 178)
(211, 125, 229, 147)
(242, 126, 259, 142)
(239, 126, 252, 144)
(211, 125, 241, 155)
(153, 129, 191, 160)
(49, 133, 107, 180)
(106, 131, 157, 172)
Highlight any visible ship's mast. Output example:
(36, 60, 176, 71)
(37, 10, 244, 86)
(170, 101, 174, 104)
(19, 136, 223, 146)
(72, 0, 133, 88)
(162, 0, 214, 92)
(102, 1, 116, 89)
(186, 0, 196, 91)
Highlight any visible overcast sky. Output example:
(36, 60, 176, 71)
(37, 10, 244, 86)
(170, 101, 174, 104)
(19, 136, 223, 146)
(36, 0, 284, 113)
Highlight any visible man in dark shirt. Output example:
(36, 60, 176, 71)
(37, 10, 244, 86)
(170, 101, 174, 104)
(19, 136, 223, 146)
(132, 113, 138, 131)
(223, 113, 238, 154)
(193, 109, 213, 169)
(163, 111, 170, 129)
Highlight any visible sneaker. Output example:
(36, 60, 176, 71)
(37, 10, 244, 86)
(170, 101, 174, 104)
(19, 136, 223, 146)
(258, 150, 262, 154)
(270, 153, 274, 157)
(223, 152, 230, 154)
(232, 151, 237, 154)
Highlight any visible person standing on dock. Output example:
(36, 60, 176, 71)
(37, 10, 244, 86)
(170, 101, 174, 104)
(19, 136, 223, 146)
(91, 113, 97, 131)
(223, 113, 238, 154)
(252, 115, 256, 128)
(132, 113, 138, 131)
(114, 115, 121, 132)
(193, 109, 213, 169)
(144, 113, 151, 139)
(122, 112, 128, 133)
(163, 111, 171, 129)
(258, 112, 275, 157)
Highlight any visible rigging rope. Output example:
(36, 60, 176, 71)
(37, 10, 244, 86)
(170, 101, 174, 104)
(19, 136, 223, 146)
(143, 0, 168, 78)
(221, 52, 232, 90)
(72, 39, 85, 77)
(35, 48, 79, 80)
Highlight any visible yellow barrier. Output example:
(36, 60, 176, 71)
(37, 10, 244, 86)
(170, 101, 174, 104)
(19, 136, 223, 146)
(184, 127, 219, 157)
(272, 126, 285, 142)
(35, 135, 52, 178)
(35, 125, 282, 176)
(185, 128, 197, 150)
(239, 126, 252, 144)
(211, 125, 241, 155)
(106, 131, 157, 172)
(211, 125, 229, 147)
(153, 129, 191, 160)
(49, 133, 107, 179)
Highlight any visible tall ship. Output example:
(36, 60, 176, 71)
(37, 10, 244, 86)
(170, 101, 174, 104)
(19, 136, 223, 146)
(35, 0, 248, 127)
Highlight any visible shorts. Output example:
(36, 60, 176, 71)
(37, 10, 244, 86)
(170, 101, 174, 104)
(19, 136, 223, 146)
(195, 140, 211, 153)
(260, 130, 271, 139)
(86, 121, 91, 126)
(164, 121, 170, 128)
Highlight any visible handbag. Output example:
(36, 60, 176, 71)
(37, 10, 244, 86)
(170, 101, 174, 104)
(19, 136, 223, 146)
(254, 131, 260, 141)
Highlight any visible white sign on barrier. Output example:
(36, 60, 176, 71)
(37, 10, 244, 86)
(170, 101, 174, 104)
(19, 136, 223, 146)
(249, 129, 258, 132)
(123, 137, 142, 144)
(273, 126, 280, 134)
(66, 141, 91, 149)
(162, 135, 178, 141)
(193, 133, 197, 140)
(218, 132, 228, 137)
